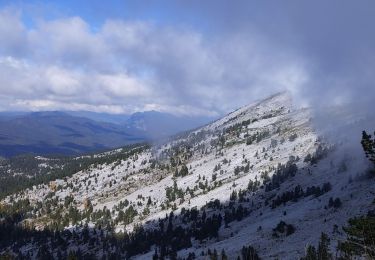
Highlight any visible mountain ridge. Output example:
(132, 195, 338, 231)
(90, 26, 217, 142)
(0, 92, 373, 259)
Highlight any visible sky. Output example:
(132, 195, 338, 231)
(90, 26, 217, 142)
(0, 0, 374, 116)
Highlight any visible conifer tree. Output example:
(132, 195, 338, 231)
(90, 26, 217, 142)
(338, 215, 375, 258)
(221, 249, 228, 260)
(241, 245, 260, 260)
(304, 245, 317, 260)
(361, 131, 375, 164)
(317, 233, 331, 260)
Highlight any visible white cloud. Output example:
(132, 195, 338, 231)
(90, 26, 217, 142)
(0, 7, 310, 116)
(97, 74, 151, 98)
(0, 8, 27, 56)
(44, 66, 81, 96)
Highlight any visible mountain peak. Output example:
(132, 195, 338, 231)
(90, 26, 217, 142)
(204, 91, 293, 131)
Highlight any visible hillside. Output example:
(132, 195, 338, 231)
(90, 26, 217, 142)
(0, 92, 374, 259)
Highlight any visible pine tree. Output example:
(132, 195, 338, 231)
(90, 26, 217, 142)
(211, 249, 218, 260)
(179, 164, 189, 177)
(302, 245, 317, 260)
(152, 248, 158, 260)
(244, 163, 250, 173)
(230, 190, 237, 201)
(338, 215, 375, 258)
(361, 131, 375, 164)
(317, 233, 331, 260)
(221, 249, 228, 260)
(301, 233, 332, 260)
(241, 245, 260, 260)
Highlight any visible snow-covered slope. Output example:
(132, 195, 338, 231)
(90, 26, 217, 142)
(1, 92, 374, 259)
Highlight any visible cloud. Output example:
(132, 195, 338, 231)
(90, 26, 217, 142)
(0, 9, 305, 116)
(0, 1, 373, 119)
(97, 73, 151, 98)
(0, 8, 27, 57)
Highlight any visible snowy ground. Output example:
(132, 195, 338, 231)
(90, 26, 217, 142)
(3, 92, 374, 259)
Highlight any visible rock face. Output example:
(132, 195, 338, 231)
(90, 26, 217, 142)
(1, 92, 374, 259)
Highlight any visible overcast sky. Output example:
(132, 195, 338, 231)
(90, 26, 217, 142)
(0, 0, 374, 116)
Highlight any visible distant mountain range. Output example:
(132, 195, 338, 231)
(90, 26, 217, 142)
(66, 111, 131, 125)
(0, 110, 216, 157)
